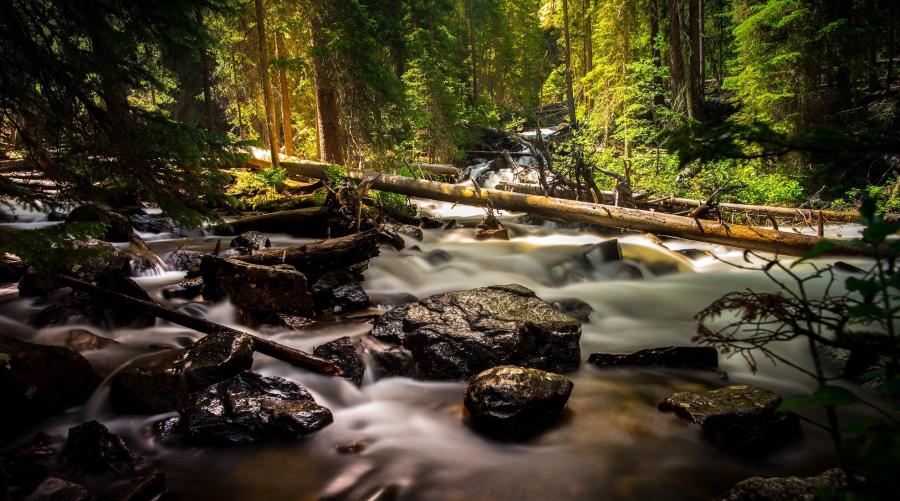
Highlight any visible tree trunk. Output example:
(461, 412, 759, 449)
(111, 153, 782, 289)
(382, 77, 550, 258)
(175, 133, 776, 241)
(248, 153, 862, 256)
(467, 0, 479, 103)
(212, 206, 332, 237)
(196, 10, 215, 132)
(236, 228, 385, 278)
(254, 0, 280, 169)
(650, 0, 664, 105)
(310, 6, 344, 165)
(688, 0, 704, 119)
(583, 0, 593, 75)
(562, 0, 578, 128)
(668, 0, 688, 115)
(275, 32, 294, 156)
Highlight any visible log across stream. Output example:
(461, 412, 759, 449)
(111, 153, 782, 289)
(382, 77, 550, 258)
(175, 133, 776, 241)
(0, 205, 875, 500)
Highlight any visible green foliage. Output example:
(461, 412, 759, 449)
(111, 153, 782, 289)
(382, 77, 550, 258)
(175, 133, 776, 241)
(371, 190, 409, 213)
(226, 166, 287, 209)
(0, 222, 107, 272)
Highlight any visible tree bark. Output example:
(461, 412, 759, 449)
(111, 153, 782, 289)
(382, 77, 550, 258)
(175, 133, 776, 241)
(248, 153, 862, 256)
(467, 0, 479, 103)
(310, 6, 344, 165)
(57, 275, 341, 376)
(275, 32, 294, 156)
(254, 0, 280, 169)
(196, 10, 215, 132)
(583, 0, 593, 75)
(562, 0, 578, 128)
(668, 0, 688, 115)
(688, 0, 704, 119)
(213, 206, 331, 237)
(650, 0, 664, 105)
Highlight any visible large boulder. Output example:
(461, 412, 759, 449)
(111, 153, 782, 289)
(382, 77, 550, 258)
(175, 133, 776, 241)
(588, 346, 718, 369)
(659, 384, 801, 456)
(367, 284, 581, 380)
(110, 332, 254, 413)
(718, 468, 848, 501)
(464, 365, 573, 440)
(314, 337, 365, 386)
(59, 421, 143, 476)
(200, 256, 314, 315)
(311, 271, 370, 315)
(178, 371, 333, 445)
(0, 334, 98, 435)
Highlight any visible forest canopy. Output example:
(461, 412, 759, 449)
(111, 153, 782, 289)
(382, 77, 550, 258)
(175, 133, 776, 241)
(1, 0, 899, 220)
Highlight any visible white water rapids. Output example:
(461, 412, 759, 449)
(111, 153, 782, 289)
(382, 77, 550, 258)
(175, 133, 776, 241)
(0, 203, 879, 500)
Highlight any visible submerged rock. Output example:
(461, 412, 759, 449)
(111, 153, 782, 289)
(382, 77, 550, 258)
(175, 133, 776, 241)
(178, 371, 333, 445)
(464, 365, 573, 440)
(0, 334, 98, 435)
(550, 298, 594, 322)
(24, 477, 91, 501)
(475, 214, 509, 241)
(201, 256, 314, 315)
(230, 231, 270, 252)
(718, 468, 848, 501)
(60, 421, 144, 476)
(314, 337, 365, 386)
(588, 346, 718, 369)
(106, 469, 167, 501)
(42, 329, 118, 352)
(368, 284, 581, 380)
(0, 433, 59, 497)
(110, 332, 254, 413)
(659, 384, 801, 456)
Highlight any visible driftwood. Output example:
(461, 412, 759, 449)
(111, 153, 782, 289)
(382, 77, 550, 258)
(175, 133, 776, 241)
(249, 153, 860, 256)
(57, 275, 342, 376)
(235, 228, 387, 277)
(213, 206, 331, 237)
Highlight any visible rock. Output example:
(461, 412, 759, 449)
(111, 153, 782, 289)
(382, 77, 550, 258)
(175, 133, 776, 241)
(311, 271, 370, 314)
(1, 252, 25, 284)
(464, 365, 573, 440)
(718, 468, 848, 501)
(588, 346, 718, 369)
(24, 477, 91, 501)
(29, 275, 154, 329)
(392, 224, 423, 241)
(314, 337, 365, 385)
(161, 249, 204, 273)
(475, 214, 509, 240)
(363, 338, 415, 379)
(178, 372, 333, 445)
(229, 231, 270, 252)
(583, 239, 622, 263)
(60, 421, 143, 476)
(0, 334, 98, 435)
(110, 332, 254, 413)
(44, 329, 118, 352)
(129, 212, 177, 234)
(18, 240, 131, 297)
(368, 292, 418, 310)
(551, 298, 594, 322)
(0, 433, 58, 497)
(422, 249, 452, 266)
(105, 469, 167, 501)
(335, 440, 368, 454)
(151, 416, 182, 443)
(200, 256, 314, 315)
(368, 284, 581, 380)
(161, 277, 204, 300)
(659, 384, 801, 456)
(66, 205, 134, 243)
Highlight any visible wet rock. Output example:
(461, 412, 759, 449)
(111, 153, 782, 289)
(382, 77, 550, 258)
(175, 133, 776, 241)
(201, 256, 314, 315)
(24, 477, 91, 501)
(229, 231, 270, 252)
(110, 332, 254, 413)
(178, 372, 333, 445)
(0, 334, 98, 435)
(588, 346, 718, 369)
(60, 421, 143, 476)
(335, 440, 368, 454)
(0, 433, 59, 496)
(105, 469, 167, 501)
(44, 329, 118, 352)
(475, 214, 509, 240)
(718, 468, 848, 501)
(314, 337, 365, 386)
(551, 298, 594, 322)
(368, 292, 418, 310)
(584, 239, 622, 263)
(311, 271, 370, 314)
(129, 212, 178, 235)
(161, 277, 204, 300)
(1, 252, 25, 284)
(464, 365, 573, 440)
(151, 416, 182, 443)
(676, 248, 712, 260)
(392, 224, 423, 241)
(30, 274, 154, 329)
(659, 384, 801, 456)
(363, 338, 415, 379)
(368, 284, 581, 380)
(18, 240, 132, 297)
(66, 205, 134, 243)
(161, 249, 204, 273)
(422, 249, 452, 266)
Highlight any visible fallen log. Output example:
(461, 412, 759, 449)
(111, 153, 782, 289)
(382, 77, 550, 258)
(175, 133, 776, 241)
(414, 163, 459, 177)
(57, 275, 342, 376)
(496, 181, 861, 223)
(249, 154, 860, 256)
(235, 228, 386, 277)
(212, 206, 331, 237)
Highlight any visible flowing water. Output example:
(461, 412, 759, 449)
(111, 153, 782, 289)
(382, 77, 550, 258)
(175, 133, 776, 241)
(0, 202, 879, 500)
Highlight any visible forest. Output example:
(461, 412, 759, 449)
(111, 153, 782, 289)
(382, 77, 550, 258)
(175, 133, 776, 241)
(1, 0, 899, 500)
